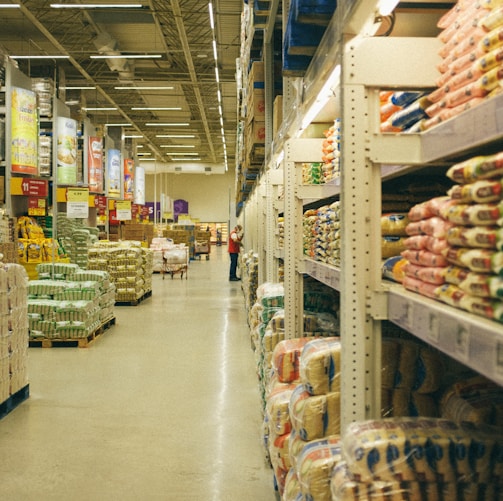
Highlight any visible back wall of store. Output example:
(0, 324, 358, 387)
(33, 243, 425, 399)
(145, 170, 236, 222)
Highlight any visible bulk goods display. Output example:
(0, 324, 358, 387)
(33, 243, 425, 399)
(240, 0, 503, 498)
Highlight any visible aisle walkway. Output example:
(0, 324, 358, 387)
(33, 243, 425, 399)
(0, 246, 275, 500)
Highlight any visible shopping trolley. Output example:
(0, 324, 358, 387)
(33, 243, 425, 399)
(161, 245, 189, 279)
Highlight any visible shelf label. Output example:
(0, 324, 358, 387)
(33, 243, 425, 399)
(116, 200, 132, 221)
(454, 323, 470, 362)
(27, 197, 46, 216)
(11, 177, 48, 197)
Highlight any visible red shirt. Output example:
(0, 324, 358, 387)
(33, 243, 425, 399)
(228, 230, 241, 253)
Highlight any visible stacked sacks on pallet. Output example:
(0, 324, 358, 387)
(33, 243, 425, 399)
(0, 263, 29, 401)
(331, 417, 503, 500)
(241, 251, 259, 314)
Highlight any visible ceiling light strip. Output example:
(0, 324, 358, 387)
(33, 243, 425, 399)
(50, 3, 143, 8)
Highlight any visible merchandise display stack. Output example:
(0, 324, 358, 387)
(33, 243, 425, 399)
(27, 263, 116, 345)
(150, 237, 173, 273)
(0, 211, 18, 264)
(386, 151, 503, 325)
(240, 250, 259, 313)
(57, 213, 99, 269)
(0, 262, 29, 410)
(87, 241, 153, 304)
(303, 201, 341, 267)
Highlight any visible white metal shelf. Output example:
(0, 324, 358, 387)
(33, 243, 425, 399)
(388, 286, 503, 386)
(298, 178, 340, 203)
(302, 258, 341, 291)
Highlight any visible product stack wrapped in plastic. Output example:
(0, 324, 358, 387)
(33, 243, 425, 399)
(27, 262, 115, 339)
(302, 162, 324, 185)
(381, 337, 444, 419)
(424, 0, 503, 130)
(150, 237, 174, 272)
(396, 151, 503, 324)
(381, 213, 409, 260)
(0, 263, 29, 402)
(87, 241, 152, 303)
(32, 77, 53, 118)
(322, 120, 341, 182)
(278, 336, 342, 499)
(302, 202, 341, 266)
(240, 250, 259, 313)
(331, 417, 503, 500)
(57, 213, 99, 268)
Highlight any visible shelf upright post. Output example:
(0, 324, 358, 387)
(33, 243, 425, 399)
(284, 139, 303, 339)
(339, 40, 382, 429)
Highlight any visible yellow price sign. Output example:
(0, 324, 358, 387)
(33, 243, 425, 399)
(67, 188, 89, 202)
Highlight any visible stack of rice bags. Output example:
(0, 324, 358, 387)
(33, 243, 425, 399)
(280, 337, 342, 500)
(241, 251, 259, 313)
(401, 151, 503, 323)
(321, 120, 341, 183)
(381, 337, 444, 419)
(381, 213, 410, 260)
(0, 263, 28, 402)
(424, 0, 503, 130)
(87, 241, 151, 302)
(57, 213, 99, 268)
(303, 202, 341, 267)
(28, 286, 100, 340)
(331, 417, 503, 500)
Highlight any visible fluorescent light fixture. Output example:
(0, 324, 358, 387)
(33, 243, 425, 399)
(215, 67, 219, 83)
(219, 116, 224, 127)
(137, 152, 151, 156)
(208, 2, 214, 30)
(217, 90, 222, 103)
(114, 85, 174, 90)
(91, 54, 162, 59)
(82, 107, 117, 111)
(0, 4, 20, 8)
(171, 157, 201, 161)
(10, 55, 70, 59)
(218, 105, 222, 115)
(64, 86, 96, 90)
(212, 40, 218, 61)
(156, 134, 195, 138)
(123, 135, 144, 138)
(131, 107, 181, 111)
(51, 3, 143, 8)
(146, 123, 189, 126)
(165, 152, 199, 156)
(378, 0, 400, 16)
(160, 145, 194, 148)
(220, 127, 225, 136)
(105, 123, 131, 126)
(139, 158, 156, 161)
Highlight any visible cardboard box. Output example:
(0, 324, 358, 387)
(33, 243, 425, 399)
(248, 61, 264, 88)
(246, 88, 265, 123)
(247, 120, 266, 145)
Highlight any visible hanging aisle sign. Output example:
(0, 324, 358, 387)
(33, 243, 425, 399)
(88, 136, 104, 193)
(11, 86, 38, 175)
(115, 200, 132, 221)
(124, 158, 134, 200)
(67, 187, 89, 218)
(107, 149, 121, 198)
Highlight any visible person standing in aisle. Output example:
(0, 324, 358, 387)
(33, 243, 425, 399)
(228, 224, 243, 281)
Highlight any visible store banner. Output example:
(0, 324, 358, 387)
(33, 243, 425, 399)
(107, 148, 121, 198)
(56, 117, 78, 185)
(88, 136, 104, 193)
(135, 166, 145, 205)
(11, 86, 38, 175)
(124, 158, 134, 200)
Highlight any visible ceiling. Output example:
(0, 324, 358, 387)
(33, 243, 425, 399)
(0, 0, 243, 174)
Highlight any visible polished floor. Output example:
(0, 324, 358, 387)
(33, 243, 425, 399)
(0, 246, 276, 500)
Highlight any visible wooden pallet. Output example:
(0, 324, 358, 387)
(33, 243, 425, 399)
(115, 289, 152, 306)
(0, 384, 29, 420)
(29, 317, 116, 348)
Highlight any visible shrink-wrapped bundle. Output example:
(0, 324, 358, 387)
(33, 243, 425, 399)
(271, 337, 315, 383)
(289, 384, 340, 441)
(299, 337, 341, 395)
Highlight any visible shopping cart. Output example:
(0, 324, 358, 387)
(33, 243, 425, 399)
(161, 245, 189, 279)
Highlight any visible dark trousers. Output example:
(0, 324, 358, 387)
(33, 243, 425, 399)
(229, 253, 238, 279)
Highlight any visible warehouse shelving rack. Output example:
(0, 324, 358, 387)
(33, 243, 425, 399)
(241, 0, 503, 433)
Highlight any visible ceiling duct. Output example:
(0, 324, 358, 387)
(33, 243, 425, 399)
(92, 32, 134, 79)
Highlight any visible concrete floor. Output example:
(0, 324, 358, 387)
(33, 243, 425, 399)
(0, 246, 275, 500)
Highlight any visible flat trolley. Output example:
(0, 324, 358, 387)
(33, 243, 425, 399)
(161, 245, 189, 279)
(195, 239, 210, 260)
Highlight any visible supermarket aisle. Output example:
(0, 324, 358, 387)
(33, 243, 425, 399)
(0, 246, 275, 501)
